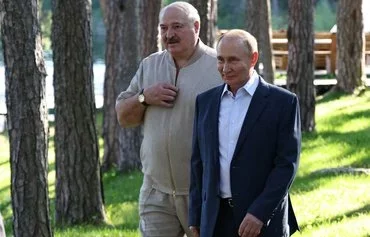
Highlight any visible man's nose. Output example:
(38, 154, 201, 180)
(223, 63, 230, 72)
(166, 27, 175, 38)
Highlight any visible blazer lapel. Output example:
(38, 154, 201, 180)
(208, 85, 224, 165)
(232, 78, 270, 160)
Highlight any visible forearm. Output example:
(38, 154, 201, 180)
(115, 94, 146, 128)
(249, 97, 301, 223)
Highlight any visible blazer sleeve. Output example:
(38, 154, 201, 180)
(248, 94, 301, 224)
(188, 96, 203, 227)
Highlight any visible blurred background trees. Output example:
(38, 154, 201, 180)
(35, 0, 339, 62)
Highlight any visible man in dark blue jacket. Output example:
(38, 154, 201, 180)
(189, 29, 301, 237)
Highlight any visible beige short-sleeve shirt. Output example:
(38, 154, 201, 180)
(117, 40, 222, 195)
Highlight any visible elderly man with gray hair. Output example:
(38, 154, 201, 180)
(115, 1, 222, 236)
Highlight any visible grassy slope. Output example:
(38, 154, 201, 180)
(1, 91, 370, 236)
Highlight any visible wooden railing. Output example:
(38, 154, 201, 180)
(272, 31, 370, 73)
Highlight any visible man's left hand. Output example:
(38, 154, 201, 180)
(238, 213, 263, 237)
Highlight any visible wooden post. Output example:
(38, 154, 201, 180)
(330, 32, 337, 74)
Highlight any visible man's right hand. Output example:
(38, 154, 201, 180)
(144, 82, 178, 107)
(189, 226, 200, 237)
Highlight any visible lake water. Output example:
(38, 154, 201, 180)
(0, 61, 106, 132)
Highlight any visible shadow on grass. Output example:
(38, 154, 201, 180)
(292, 171, 330, 194)
(292, 126, 370, 195)
(0, 184, 10, 196)
(0, 160, 9, 167)
(301, 128, 370, 165)
(319, 110, 370, 130)
(316, 90, 347, 104)
(299, 203, 370, 231)
(0, 199, 11, 212)
(103, 169, 142, 204)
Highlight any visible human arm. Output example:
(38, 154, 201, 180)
(116, 83, 179, 127)
(242, 95, 301, 228)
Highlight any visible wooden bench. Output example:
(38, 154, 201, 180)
(272, 31, 335, 72)
(366, 33, 370, 65)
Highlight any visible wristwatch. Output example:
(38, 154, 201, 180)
(138, 89, 148, 106)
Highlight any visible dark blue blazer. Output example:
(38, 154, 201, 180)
(189, 77, 301, 237)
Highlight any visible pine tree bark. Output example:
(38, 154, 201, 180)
(100, 0, 120, 171)
(246, 0, 275, 83)
(2, 0, 52, 236)
(52, 0, 106, 225)
(102, 0, 161, 172)
(138, 0, 162, 57)
(335, 0, 366, 93)
(189, 0, 217, 47)
(287, 0, 315, 132)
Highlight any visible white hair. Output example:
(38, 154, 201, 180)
(159, 1, 200, 24)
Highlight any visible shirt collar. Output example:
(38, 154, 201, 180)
(221, 70, 259, 97)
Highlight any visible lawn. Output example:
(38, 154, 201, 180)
(1, 90, 370, 236)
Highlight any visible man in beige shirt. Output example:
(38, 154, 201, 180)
(0, 212, 5, 237)
(115, 1, 221, 236)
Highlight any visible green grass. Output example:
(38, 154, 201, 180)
(1, 90, 370, 236)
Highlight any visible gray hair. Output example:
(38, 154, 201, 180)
(159, 1, 200, 24)
(218, 29, 258, 56)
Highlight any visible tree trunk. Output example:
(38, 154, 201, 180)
(189, 0, 217, 47)
(287, 0, 315, 132)
(52, 0, 106, 225)
(2, 0, 53, 236)
(246, 0, 275, 83)
(102, 0, 161, 172)
(100, 0, 121, 171)
(335, 0, 366, 93)
(138, 0, 162, 56)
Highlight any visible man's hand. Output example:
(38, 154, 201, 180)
(189, 226, 200, 237)
(144, 82, 178, 107)
(238, 213, 263, 237)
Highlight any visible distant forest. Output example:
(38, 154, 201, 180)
(39, 0, 337, 61)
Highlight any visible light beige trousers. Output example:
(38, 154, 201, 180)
(139, 178, 193, 237)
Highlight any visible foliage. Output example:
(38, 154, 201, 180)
(218, 0, 246, 29)
(41, 10, 52, 55)
(32, 0, 339, 61)
(1, 90, 370, 236)
(314, 0, 337, 31)
(40, 0, 105, 61)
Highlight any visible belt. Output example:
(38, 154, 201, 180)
(220, 197, 234, 208)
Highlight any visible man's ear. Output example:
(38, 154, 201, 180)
(251, 52, 259, 67)
(194, 21, 200, 34)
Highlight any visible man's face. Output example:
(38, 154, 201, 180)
(159, 7, 198, 59)
(217, 37, 256, 92)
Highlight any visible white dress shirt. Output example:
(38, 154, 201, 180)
(218, 71, 259, 198)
